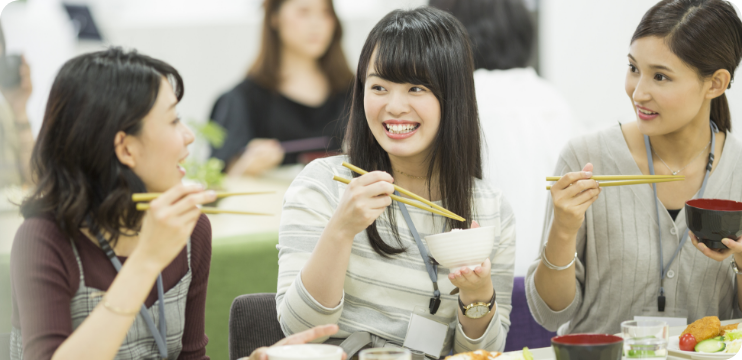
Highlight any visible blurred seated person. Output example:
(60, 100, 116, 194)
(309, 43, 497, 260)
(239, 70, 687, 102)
(0, 22, 34, 188)
(430, 0, 575, 275)
(210, 0, 353, 176)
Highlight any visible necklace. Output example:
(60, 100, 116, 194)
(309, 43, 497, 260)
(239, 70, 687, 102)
(393, 168, 427, 179)
(651, 136, 712, 175)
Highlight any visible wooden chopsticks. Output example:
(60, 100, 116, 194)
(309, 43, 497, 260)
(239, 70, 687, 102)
(132, 191, 274, 216)
(545, 175, 685, 190)
(336, 162, 466, 222)
(132, 191, 274, 202)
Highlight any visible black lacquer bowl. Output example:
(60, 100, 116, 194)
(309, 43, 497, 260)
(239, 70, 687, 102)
(685, 198, 742, 250)
(551, 334, 623, 360)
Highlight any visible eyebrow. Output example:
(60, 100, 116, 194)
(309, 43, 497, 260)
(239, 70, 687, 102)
(367, 73, 383, 79)
(627, 54, 674, 73)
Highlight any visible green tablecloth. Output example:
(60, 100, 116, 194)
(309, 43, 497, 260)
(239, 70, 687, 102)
(205, 232, 280, 360)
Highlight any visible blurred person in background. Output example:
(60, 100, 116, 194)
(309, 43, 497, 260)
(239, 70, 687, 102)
(210, 0, 353, 177)
(429, 0, 575, 276)
(0, 22, 34, 188)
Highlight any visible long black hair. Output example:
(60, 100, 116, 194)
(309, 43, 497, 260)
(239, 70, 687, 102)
(21, 47, 184, 246)
(429, 0, 534, 70)
(632, 0, 742, 133)
(346, 7, 482, 256)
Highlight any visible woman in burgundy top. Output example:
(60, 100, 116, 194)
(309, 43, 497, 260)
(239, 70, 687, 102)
(10, 48, 218, 360)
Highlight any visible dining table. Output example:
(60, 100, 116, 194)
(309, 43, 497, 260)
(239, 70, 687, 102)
(503, 319, 742, 360)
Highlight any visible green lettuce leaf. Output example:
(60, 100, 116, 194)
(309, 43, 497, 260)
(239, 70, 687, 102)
(724, 329, 742, 342)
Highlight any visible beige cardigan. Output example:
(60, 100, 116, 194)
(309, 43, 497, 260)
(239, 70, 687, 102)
(526, 124, 742, 335)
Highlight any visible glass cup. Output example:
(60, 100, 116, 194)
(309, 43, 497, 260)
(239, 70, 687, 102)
(359, 348, 412, 360)
(621, 320, 669, 359)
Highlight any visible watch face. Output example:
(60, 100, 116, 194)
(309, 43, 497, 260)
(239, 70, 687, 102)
(465, 305, 489, 319)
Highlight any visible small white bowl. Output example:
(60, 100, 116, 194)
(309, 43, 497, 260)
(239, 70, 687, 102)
(424, 226, 497, 272)
(266, 344, 343, 360)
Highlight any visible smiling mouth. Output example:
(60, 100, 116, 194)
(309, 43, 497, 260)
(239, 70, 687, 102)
(638, 108, 658, 115)
(384, 123, 420, 134)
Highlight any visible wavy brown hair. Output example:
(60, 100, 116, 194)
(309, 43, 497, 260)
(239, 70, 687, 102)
(248, 0, 353, 93)
(21, 48, 184, 246)
(346, 7, 482, 256)
(632, 0, 742, 133)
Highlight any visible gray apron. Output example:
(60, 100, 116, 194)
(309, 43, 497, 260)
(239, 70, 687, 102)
(10, 239, 192, 360)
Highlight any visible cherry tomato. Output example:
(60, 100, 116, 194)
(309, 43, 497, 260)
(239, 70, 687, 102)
(679, 333, 697, 352)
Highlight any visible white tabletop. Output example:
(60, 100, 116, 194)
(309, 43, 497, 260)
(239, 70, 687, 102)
(508, 320, 742, 360)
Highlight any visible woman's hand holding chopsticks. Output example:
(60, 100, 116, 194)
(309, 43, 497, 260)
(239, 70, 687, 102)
(135, 184, 217, 271)
(550, 163, 602, 235)
(328, 171, 395, 239)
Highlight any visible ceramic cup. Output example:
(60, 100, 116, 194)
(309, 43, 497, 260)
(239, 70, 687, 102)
(551, 334, 623, 360)
(266, 344, 343, 360)
(685, 198, 742, 249)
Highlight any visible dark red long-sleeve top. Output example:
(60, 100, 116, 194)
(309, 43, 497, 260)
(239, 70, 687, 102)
(10, 213, 211, 360)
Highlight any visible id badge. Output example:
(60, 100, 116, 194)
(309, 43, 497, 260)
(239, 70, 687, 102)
(635, 307, 689, 327)
(403, 306, 449, 358)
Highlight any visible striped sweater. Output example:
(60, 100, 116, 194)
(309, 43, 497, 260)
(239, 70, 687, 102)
(275, 155, 515, 356)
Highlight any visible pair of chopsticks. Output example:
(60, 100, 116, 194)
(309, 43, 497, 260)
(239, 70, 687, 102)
(132, 191, 274, 216)
(334, 162, 466, 222)
(545, 175, 685, 190)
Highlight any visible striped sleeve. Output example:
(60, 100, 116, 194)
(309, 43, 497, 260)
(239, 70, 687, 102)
(524, 142, 586, 332)
(454, 191, 515, 353)
(275, 159, 344, 342)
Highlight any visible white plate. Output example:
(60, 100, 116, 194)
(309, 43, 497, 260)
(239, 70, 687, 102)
(667, 335, 737, 359)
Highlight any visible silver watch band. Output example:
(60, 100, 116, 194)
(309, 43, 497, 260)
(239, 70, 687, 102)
(541, 247, 577, 271)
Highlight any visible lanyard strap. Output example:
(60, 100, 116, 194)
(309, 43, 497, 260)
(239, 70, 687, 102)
(643, 121, 716, 311)
(93, 229, 168, 359)
(396, 191, 446, 315)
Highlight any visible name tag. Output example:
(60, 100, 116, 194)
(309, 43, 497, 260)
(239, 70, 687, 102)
(403, 312, 448, 358)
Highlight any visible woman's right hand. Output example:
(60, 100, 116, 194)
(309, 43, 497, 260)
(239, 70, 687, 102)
(549, 163, 601, 237)
(328, 171, 395, 239)
(228, 138, 285, 177)
(134, 184, 217, 271)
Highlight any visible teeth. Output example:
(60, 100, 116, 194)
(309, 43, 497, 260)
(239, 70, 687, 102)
(386, 123, 418, 134)
(639, 108, 657, 115)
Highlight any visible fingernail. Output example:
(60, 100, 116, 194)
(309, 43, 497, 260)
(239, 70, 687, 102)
(723, 239, 730, 245)
(584, 171, 593, 178)
(206, 190, 217, 198)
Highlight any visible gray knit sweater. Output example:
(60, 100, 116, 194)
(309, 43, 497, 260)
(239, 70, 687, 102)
(526, 124, 742, 335)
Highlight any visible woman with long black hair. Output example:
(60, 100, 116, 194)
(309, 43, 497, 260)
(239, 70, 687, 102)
(276, 7, 514, 357)
(526, 0, 742, 336)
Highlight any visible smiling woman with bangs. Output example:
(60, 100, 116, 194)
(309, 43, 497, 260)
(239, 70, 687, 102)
(275, 7, 514, 357)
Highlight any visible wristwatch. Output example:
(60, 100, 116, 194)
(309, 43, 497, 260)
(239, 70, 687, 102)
(732, 259, 740, 275)
(458, 290, 496, 319)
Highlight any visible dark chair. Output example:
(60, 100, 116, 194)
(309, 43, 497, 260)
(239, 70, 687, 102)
(0, 333, 10, 360)
(504, 276, 557, 352)
(229, 293, 285, 360)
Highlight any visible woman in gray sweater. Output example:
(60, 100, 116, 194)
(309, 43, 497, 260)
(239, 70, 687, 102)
(526, 0, 742, 335)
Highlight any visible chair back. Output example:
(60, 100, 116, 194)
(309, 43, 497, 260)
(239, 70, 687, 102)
(229, 293, 285, 360)
(504, 276, 557, 352)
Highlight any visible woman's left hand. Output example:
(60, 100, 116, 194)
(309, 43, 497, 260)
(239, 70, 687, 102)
(448, 221, 495, 302)
(245, 324, 346, 360)
(690, 231, 742, 262)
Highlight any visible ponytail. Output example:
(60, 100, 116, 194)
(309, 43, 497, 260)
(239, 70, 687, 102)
(711, 93, 732, 133)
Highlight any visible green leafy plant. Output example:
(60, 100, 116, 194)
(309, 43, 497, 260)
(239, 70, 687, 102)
(183, 120, 227, 190)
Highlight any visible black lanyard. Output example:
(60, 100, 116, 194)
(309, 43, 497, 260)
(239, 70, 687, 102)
(91, 227, 168, 359)
(396, 191, 447, 315)
(643, 121, 716, 312)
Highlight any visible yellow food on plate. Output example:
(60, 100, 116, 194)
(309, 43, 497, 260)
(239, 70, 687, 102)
(445, 350, 502, 360)
(682, 316, 721, 342)
(721, 323, 741, 335)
